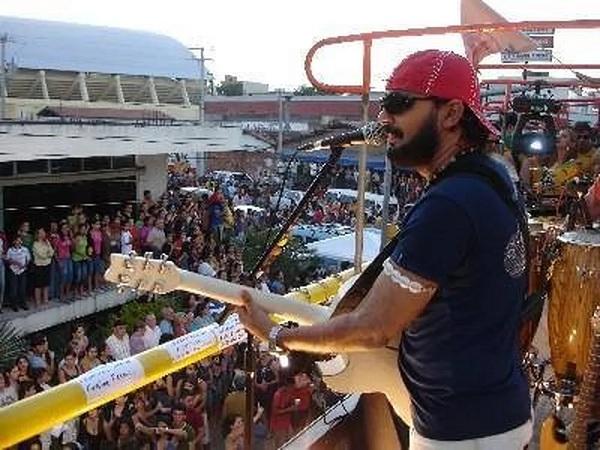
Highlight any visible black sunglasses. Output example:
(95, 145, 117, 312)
(379, 92, 435, 115)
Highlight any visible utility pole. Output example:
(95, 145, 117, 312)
(189, 46, 212, 125)
(0, 33, 9, 120)
(277, 89, 284, 155)
(188, 46, 213, 176)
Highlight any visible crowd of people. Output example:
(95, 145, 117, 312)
(1, 164, 364, 450)
(0, 309, 317, 450)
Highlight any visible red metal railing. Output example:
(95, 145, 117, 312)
(304, 20, 600, 95)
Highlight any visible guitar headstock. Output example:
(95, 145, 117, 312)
(104, 252, 181, 295)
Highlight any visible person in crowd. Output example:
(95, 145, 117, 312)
(222, 414, 244, 450)
(159, 307, 176, 336)
(28, 334, 49, 371)
(31, 228, 54, 308)
(106, 320, 131, 361)
(0, 371, 18, 407)
(78, 409, 104, 450)
(72, 225, 91, 298)
(58, 350, 81, 384)
(139, 216, 154, 253)
(147, 219, 167, 258)
(17, 221, 34, 251)
(79, 344, 101, 373)
(89, 220, 105, 290)
(6, 236, 31, 311)
(129, 321, 147, 355)
(120, 221, 134, 255)
(143, 313, 162, 349)
(269, 373, 301, 448)
(108, 218, 122, 257)
(97, 342, 114, 365)
(56, 222, 74, 302)
(47, 221, 61, 302)
(71, 324, 89, 358)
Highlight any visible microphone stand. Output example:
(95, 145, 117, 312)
(241, 146, 344, 450)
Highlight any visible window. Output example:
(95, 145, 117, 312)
(17, 159, 49, 175)
(50, 158, 82, 174)
(0, 162, 14, 177)
(112, 155, 136, 169)
(83, 157, 111, 171)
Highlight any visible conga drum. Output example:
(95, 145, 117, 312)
(519, 221, 563, 357)
(547, 230, 600, 380)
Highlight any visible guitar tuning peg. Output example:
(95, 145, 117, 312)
(143, 252, 153, 270)
(117, 284, 126, 294)
(158, 254, 169, 273)
(131, 280, 142, 293)
(119, 274, 131, 284)
(152, 283, 164, 295)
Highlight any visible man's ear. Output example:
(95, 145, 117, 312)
(440, 100, 465, 131)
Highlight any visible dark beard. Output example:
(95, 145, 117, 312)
(386, 113, 439, 167)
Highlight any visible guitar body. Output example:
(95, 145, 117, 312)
(318, 344, 412, 427)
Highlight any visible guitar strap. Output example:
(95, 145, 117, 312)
(331, 155, 543, 338)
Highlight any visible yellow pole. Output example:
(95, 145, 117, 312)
(0, 320, 227, 448)
(0, 268, 359, 448)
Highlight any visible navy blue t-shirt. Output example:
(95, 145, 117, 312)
(391, 154, 531, 440)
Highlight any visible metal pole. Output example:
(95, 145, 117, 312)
(199, 47, 205, 125)
(277, 89, 284, 155)
(188, 46, 208, 175)
(380, 156, 392, 251)
(0, 34, 7, 120)
(354, 39, 372, 273)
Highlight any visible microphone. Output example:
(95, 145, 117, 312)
(297, 122, 388, 151)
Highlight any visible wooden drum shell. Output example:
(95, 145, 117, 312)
(547, 231, 600, 380)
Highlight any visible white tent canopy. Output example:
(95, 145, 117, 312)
(306, 228, 381, 263)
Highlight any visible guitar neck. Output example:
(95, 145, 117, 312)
(177, 270, 332, 326)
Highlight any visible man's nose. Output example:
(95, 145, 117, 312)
(377, 109, 392, 126)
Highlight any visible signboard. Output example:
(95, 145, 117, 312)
(521, 28, 555, 35)
(524, 70, 551, 78)
(500, 27, 555, 63)
(501, 50, 553, 63)
(529, 35, 554, 49)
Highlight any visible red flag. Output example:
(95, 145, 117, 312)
(461, 0, 537, 66)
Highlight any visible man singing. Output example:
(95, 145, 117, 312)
(238, 50, 532, 449)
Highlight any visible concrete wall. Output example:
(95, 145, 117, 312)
(136, 154, 168, 202)
(205, 151, 273, 179)
(5, 289, 136, 336)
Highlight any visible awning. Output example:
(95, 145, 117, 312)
(0, 122, 271, 162)
(38, 106, 174, 121)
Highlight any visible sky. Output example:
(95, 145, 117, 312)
(1, 0, 599, 90)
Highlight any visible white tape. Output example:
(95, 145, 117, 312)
(163, 324, 219, 362)
(77, 359, 145, 403)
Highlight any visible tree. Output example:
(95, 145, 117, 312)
(217, 75, 244, 96)
(293, 85, 327, 96)
(242, 229, 320, 289)
(0, 322, 26, 371)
